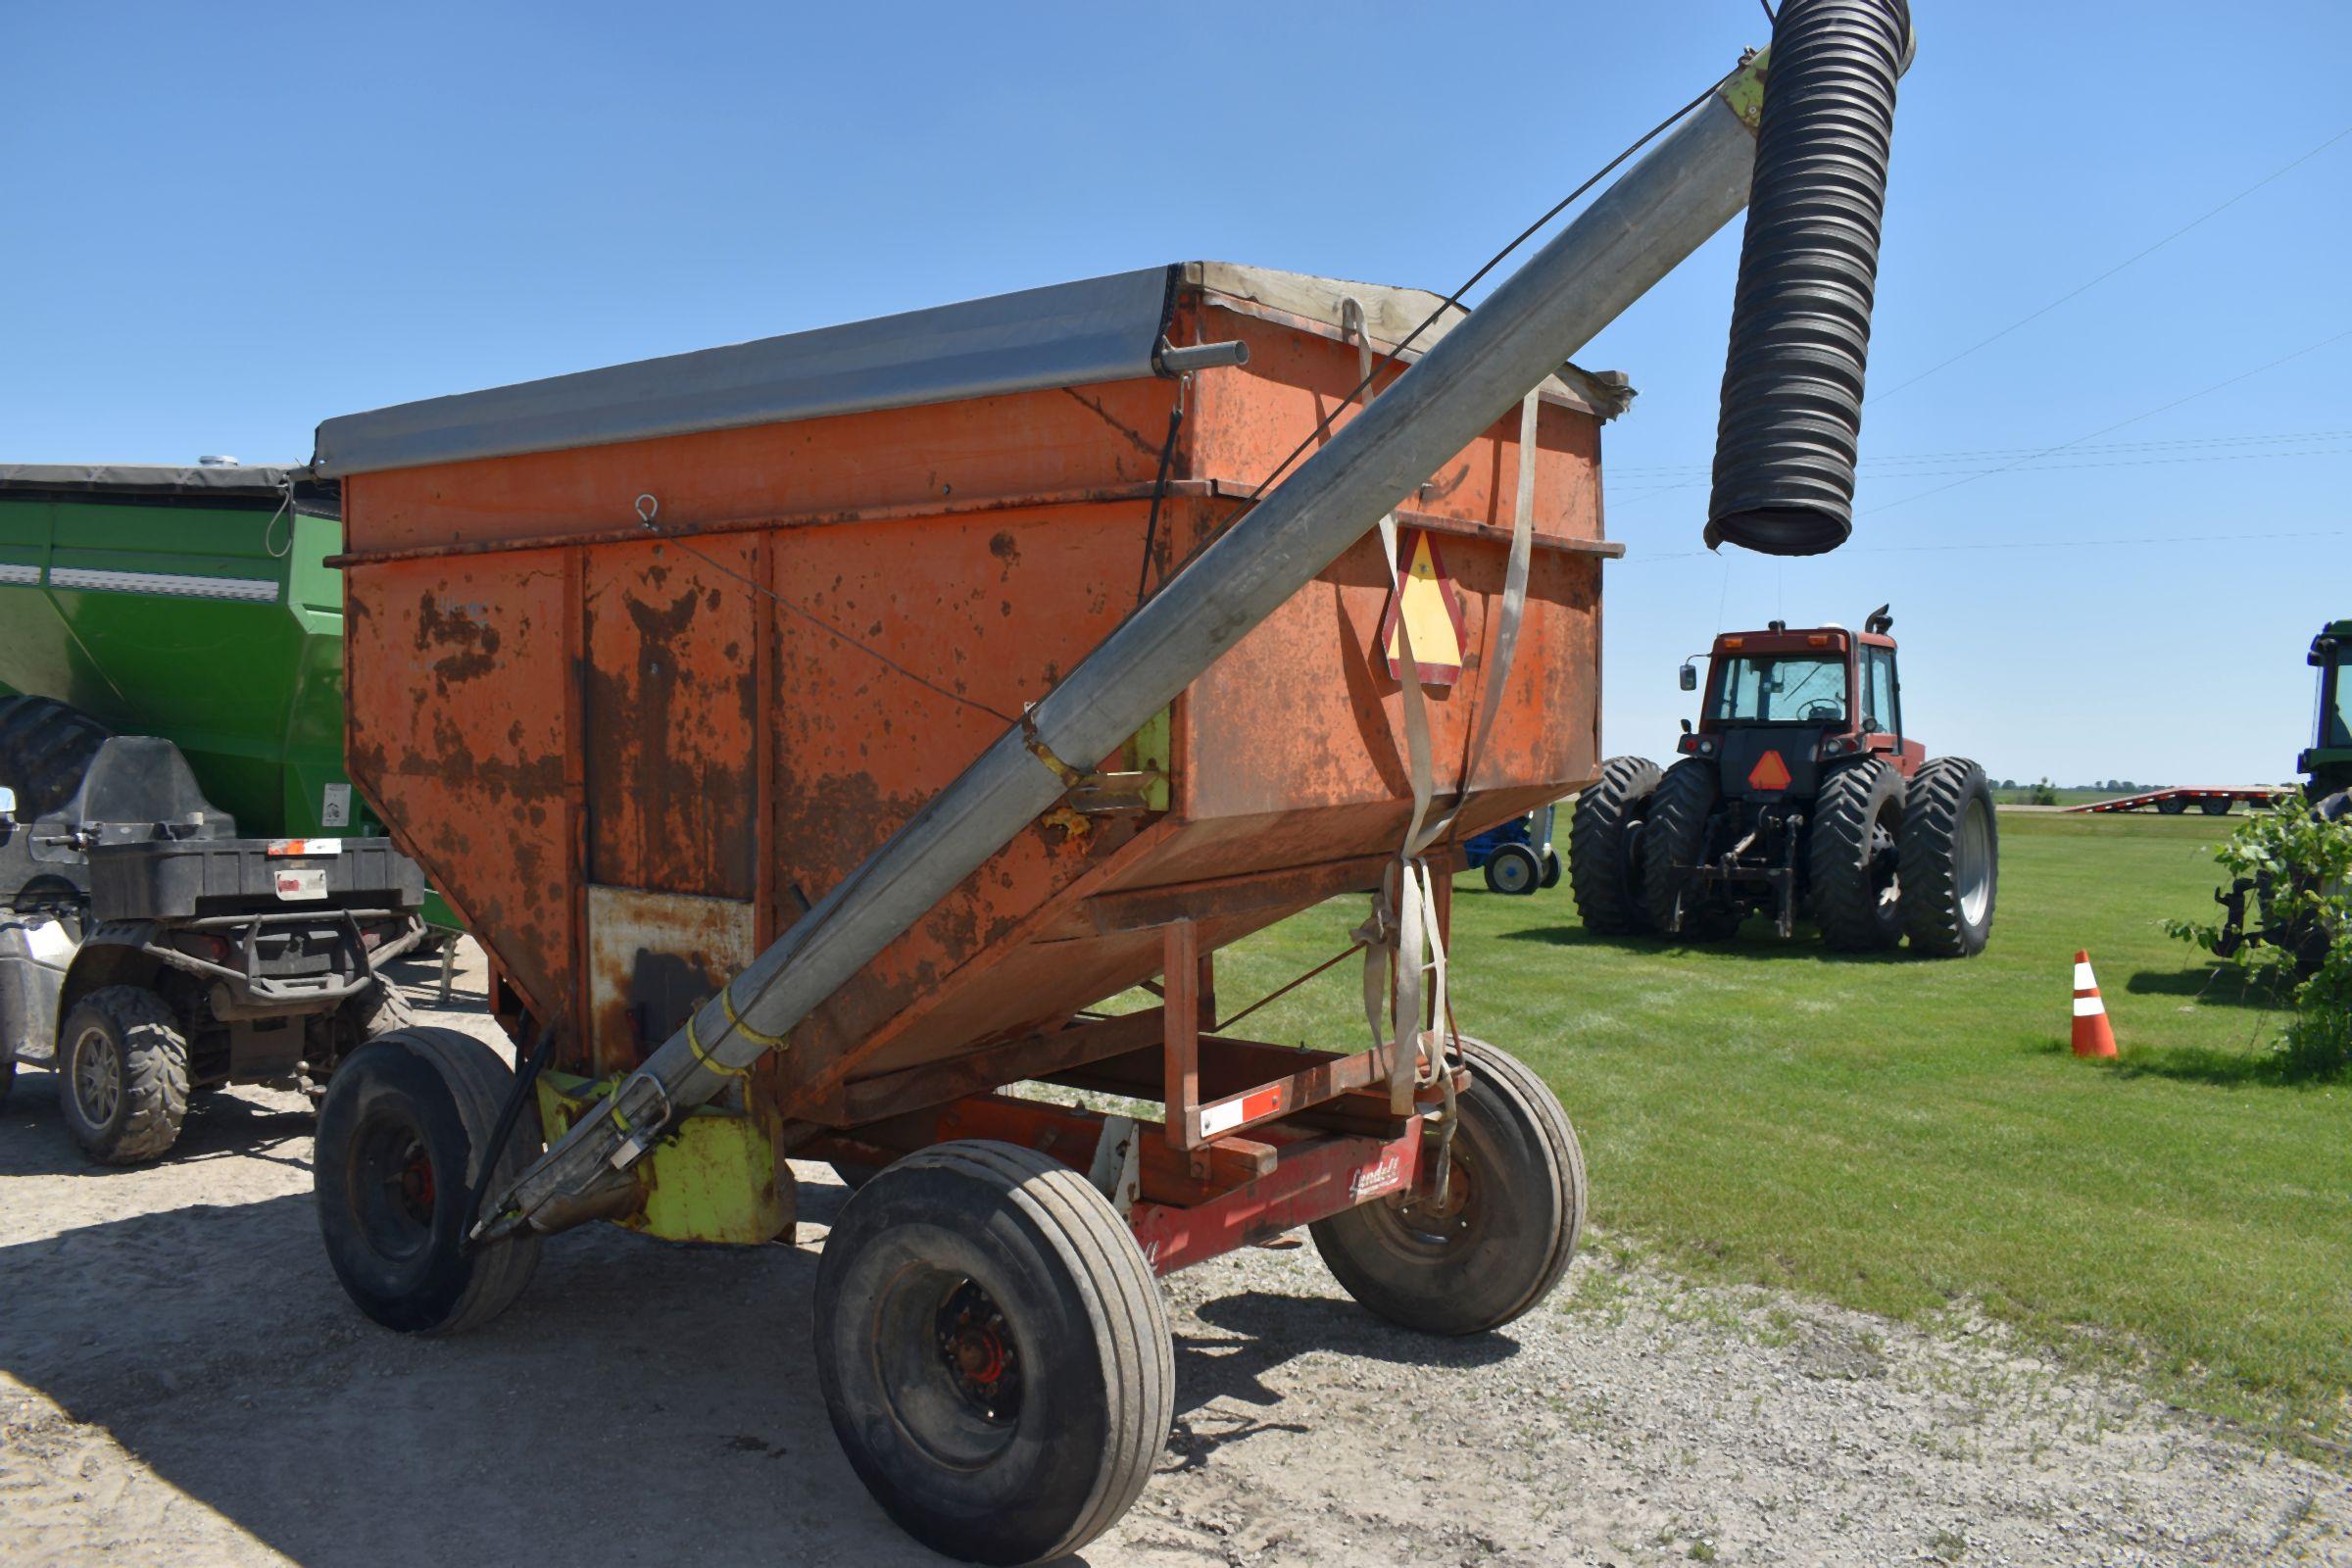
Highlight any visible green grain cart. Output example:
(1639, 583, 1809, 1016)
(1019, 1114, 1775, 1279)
(0, 462, 375, 843)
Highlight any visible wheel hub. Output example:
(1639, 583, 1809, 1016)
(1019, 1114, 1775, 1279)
(1391, 1158, 1476, 1243)
(390, 1142, 436, 1225)
(72, 1028, 120, 1127)
(935, 1280, 1021, 1422)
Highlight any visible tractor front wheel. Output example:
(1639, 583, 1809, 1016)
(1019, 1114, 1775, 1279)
(1899, 758, 1999, 957)
(1567, 756, 1659, 933)
(314, 1027, 542, 1334)
(1641, 760, 1741, 940)
(1312, 1038, 1585, 1336)
(814, 1141, 1171, 1566)
(1809, 760, 1906, 953)
(58, 986, 189, 1164)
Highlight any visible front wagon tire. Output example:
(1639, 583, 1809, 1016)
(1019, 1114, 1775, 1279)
(314, 1027, 541, 1335)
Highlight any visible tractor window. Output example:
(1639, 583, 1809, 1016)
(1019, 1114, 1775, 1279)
(1712, 656, 1847, 724)
(1862, 647, 1898, 736)
(2323, 659, 2351, 750)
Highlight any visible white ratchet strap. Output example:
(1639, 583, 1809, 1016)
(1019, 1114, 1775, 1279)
(1344, 299, 1453, 1114)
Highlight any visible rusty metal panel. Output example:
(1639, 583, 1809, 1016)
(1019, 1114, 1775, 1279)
(585, 885, 756, 1075)
(584, 538, 758, 899)
(341, 379, 1181, 556)
(764, 503, 1156, 1076)
(344, 548, 574, 1022)
(1180, 302, 1603, 538)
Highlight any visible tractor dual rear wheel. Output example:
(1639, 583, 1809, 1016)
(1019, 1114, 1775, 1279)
(1311, 1038, 1585, 1337)
(314, 1027, 543, 1335)
(1641, 760, 1742, 940)
(814, 1141, 1172, 1567)
(1809, 760, 1907, 953)
(1568, 756, 1660, 933)
(1900, 757, 1999, 957)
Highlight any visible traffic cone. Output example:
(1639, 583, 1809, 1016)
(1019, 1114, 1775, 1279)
(2071, 950, 2117, 1058)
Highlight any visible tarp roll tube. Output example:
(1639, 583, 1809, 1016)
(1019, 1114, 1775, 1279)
(1704, 0, 1910, 557)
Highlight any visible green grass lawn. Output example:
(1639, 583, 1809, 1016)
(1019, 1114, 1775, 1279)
(1205, 810, 2352, 1452)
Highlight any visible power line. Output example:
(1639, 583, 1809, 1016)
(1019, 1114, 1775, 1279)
(1606, 426, 2352, 478)
(1868, 122, 2352, 403)
(1620, 525, 2352, 564)
(1609, 437, 2350, 504)
(1866, 324, 2352, 516)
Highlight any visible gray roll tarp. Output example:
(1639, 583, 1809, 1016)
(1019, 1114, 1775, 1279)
(311, 266, 1181, 478)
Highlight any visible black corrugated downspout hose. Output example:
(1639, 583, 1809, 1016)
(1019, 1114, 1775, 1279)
(1705, 0, 1912, 556)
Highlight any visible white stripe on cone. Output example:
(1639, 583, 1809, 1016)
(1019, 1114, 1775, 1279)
(2073, 996, 2105, 1016)
(2073, 960, 2096, 990)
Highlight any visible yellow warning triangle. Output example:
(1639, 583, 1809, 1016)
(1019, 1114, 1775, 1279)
(1386, 531, 1463, 671)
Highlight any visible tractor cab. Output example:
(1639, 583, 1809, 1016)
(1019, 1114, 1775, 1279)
(1675, 605, 1924, 803)
(2302, 619, 2352, 798)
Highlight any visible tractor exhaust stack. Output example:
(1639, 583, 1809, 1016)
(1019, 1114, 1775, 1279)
(487, 11, 1915, 1237)
(1706, 0, 1912, 557)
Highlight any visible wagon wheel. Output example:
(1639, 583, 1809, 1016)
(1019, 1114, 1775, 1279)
(814, 1141, 1171, 1566)
(1311, 1038, 1584, 1336)
(1483, 842, 1543, 896)
(2156, 797, 2189, 815)
(2199, 797, 2233, 816)
(314, 1027, 542, 1334)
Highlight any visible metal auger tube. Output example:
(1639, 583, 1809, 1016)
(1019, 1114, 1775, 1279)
(488, 46, 1789, 1238)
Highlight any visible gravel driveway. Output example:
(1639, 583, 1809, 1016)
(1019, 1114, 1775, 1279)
(1, 949, 2343, 1567)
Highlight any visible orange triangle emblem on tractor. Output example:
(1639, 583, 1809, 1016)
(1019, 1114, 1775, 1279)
(1746, 749, 1792, 791)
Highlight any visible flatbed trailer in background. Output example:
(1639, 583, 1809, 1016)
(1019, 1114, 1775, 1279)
(2067, 786, 2289, 816)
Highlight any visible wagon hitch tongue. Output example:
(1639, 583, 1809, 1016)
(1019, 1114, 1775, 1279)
(478, 0, 1914, 1243)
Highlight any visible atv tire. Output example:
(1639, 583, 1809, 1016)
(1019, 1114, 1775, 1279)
(1568, 756, 1660, 934)
(58, 986, 190, 1164)
(1899, 758, 1999, 957)
(1640, 759, 1741, 941)
(1809, 760, 1906, 953)
(0, 696, 112, 820)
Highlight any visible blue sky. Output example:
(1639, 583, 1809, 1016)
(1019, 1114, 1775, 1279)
(6, 1, 2346, 785)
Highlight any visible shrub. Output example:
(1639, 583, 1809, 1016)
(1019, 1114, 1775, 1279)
(2167, 795, 2352, 1080)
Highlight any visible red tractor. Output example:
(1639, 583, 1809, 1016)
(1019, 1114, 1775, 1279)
(1569, 607, 1997, 956)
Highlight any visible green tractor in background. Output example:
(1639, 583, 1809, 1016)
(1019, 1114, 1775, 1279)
(2212, 618, 2351, 966)
(2293, 619, 2352, 803)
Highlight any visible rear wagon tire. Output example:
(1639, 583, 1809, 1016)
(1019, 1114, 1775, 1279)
(314, 1027, 542, 1335)
(1899, 757, 1999, 957)
(58, 986, 188, 1164)
(1311, 1038, 1585, 1336)
(814, 1141, 1172, 1566)
(1568, 756, 1660, 933)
